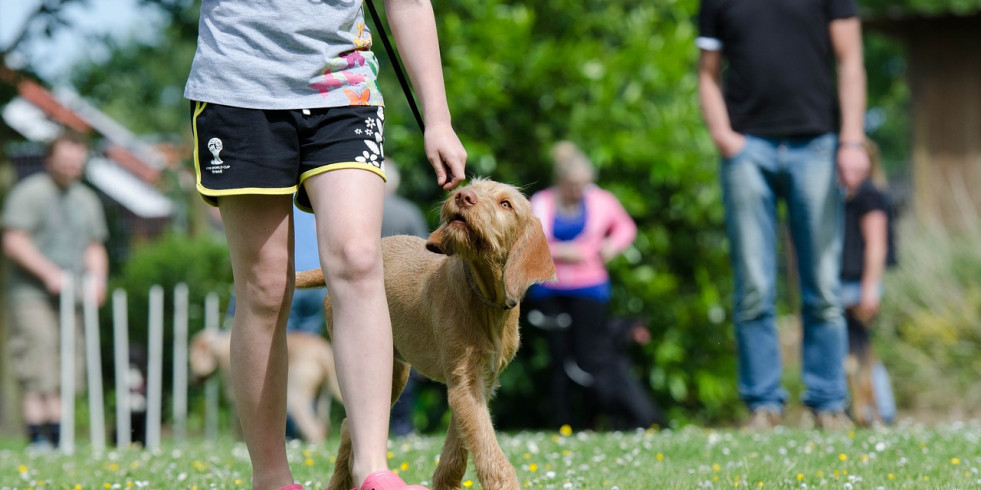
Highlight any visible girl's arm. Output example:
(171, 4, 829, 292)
(856, 209, 888, 322)
(384, 0, 466, 190)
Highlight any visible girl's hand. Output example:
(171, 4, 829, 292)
(424, 122, 467, 190)
(854, 290, 880, 324)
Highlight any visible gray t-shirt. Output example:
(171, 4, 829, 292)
(184, 0, 384, 110)
(2, 173, 108, 300)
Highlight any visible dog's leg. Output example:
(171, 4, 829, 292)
(326, 418, 356, 490)
(392, 362, 411, 406)
(445, 371, 519, 490)
(432, 413, 468, 490)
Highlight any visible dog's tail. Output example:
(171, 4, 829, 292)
(296, 269, 326, 288)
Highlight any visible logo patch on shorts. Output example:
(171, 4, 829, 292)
(206, 137, 231, 174)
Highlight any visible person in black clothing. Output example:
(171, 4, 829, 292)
(697, 0, 870, 429)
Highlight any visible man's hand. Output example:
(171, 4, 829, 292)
(424, 122, 467, 190)
(714, 129, 746, 159)
(42, 268, 65, 296)
(837, 145, 870, 191)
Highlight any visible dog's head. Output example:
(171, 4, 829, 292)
(427, 178, 556, 305)
(189, 329, 221, 383)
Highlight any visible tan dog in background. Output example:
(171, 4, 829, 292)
(297, 178, 555, 490)
(188, 329, 343, 443)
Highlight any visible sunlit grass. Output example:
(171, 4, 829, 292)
(2, 421, 980, 488)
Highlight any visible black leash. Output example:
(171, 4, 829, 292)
(364, 0, 426, 133)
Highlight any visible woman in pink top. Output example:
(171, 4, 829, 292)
(526, 141, 637, 428)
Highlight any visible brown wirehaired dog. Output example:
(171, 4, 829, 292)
(188, 329, 343, 443)
(296, 178, 555, 490)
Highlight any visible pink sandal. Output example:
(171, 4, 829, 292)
(358, 470, 428, 490)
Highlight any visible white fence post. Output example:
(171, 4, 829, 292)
(172, 283, 189, 445)
(204, 292, 220, 442)
(112, 289, 131, 448)
(146, 285, 164, 451)
(83, 275, 106, 453)
(59, 273, 75, 454)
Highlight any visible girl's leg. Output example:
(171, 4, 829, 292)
(305, 169, 392, 486)
(219, 194, 295, 490)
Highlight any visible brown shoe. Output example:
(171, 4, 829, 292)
(743, 407, 782, 431)
(805, 410, 854, 430)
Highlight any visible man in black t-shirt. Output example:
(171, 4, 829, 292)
(697, 0, 870, 430)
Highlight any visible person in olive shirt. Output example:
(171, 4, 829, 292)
(3, 131, 109, 449)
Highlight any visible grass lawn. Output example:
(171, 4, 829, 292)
(2, 422, 980, 489)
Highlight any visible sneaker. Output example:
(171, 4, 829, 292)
(359, 470, 428, 490)
(814, 410, 855, 430)
(743, 407, 782, 431)
(802, 409, 854, 430)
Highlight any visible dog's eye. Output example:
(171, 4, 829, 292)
(500, 200, 511, 209)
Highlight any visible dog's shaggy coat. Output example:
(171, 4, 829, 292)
(297, 178, 555, 490)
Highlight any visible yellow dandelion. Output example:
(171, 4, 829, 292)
(74, 485, 83, 490)
(18, 465, 28, 473)
(107, 463, 120, 472)
(559, 425, 573, 437)
(303, 449, 313, 457)
(757, 482, 763, 488)
(923, 476, 930, 482)
(192, 460, 209, 472)
(888, 473, 895, 480)
(848, 430, 855, 439)
(329, 455, 337, 464)
(656, 453, 664, 461)
(130, 461, 140, 470)
(305, 458, 315, 467)
(796, 474, 803, 481)
(860, 454, 869, 463)
(463, 480, 474, 488)
(551, 435, 560, 443)
(387, 451, 394, 459)
(816, 471, 825, 478)
(952, 458, 961, 465)
(529, 463, 538, 472)
(235, 479, 244, 485)
(713, 475, 719, 483)
(104, 483, 112, 489)
(733, 477, 740, 486)
(523, 453, 531, 460)
(127, 481, 134, 488)
(712, 463, 721, 472)
(838, 453, 847, 461)
(400, 462, 409, 471)
(562, 449, 571, 457)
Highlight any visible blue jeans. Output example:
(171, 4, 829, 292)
(287, 287, 328, 335)
(720, 133, 847, 412)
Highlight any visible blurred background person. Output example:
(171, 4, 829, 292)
(697, 0, 868, 429)
(840, 140, 897, 426)
(2, 131, 109, 449)
(526, 141, 637, 429)
(380, 160, 429, 437)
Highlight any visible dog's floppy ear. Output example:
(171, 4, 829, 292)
(504, 216, 556, 306)
(426, 223, 455, 255)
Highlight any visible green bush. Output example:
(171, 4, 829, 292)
(876, 220, 981, 416)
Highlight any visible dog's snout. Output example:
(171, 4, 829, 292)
(455, 189, 477, 208)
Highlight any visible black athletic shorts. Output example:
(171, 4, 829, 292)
(190, 101, 386, 211)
